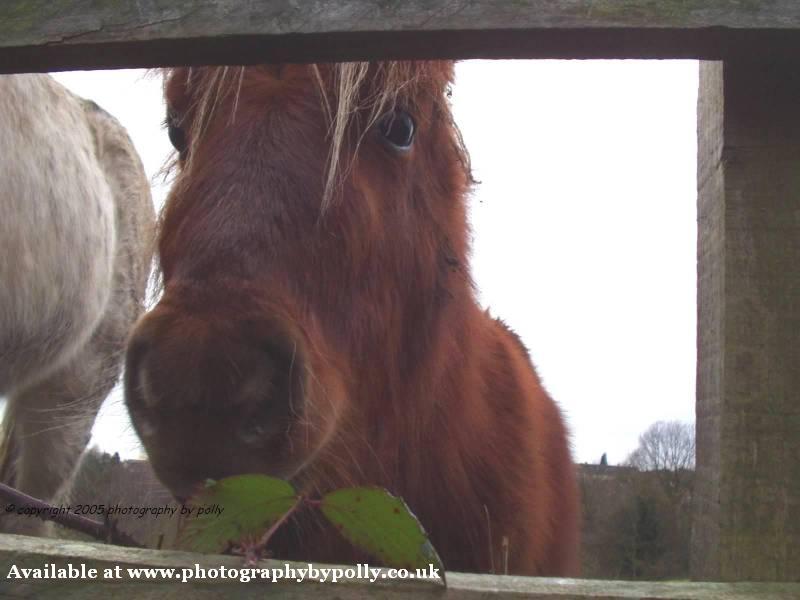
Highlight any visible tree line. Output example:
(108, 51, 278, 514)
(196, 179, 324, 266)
(580, 420, 695, 579)
(64, 419, 696, 579)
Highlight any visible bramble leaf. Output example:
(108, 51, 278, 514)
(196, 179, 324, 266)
(178, 474, 297, 554)
(320, 486, 445, 584)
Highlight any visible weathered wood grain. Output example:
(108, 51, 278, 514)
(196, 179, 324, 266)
(3, 1, 800, 72)
(0, 534, 798, 599)
(693, 58, 800, 583)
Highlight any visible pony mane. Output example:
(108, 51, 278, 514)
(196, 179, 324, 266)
(162, 62, 472, 210)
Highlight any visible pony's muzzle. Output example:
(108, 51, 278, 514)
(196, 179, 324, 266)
(123, 302, 309, 500)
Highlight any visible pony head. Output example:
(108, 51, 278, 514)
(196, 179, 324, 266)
(124, 62, 472, 500)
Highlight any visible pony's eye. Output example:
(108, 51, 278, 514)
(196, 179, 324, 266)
(166, 110, 187, 157)
(378, 110, 415, 151)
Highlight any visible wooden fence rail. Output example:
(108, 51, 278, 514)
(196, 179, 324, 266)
(3, 0, 800, 72)
(0, 535, 798, 599)
(1, 0, 799, 589)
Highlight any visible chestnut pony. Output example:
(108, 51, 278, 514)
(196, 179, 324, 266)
(125, 62, 579, 575)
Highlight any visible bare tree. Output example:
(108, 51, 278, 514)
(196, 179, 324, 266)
(626, 421, 695, 471)
(625, 421, 695, 501)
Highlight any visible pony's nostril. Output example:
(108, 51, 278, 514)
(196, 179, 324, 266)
(230, 342, 304, 448)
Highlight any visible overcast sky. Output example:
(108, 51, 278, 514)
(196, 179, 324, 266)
(51, 59, 699, 466)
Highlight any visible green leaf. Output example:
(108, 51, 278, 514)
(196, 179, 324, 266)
(178, 474, 298, 553)
(320, 487, 445, 583)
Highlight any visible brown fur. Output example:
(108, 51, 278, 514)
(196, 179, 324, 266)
(125, 62, 579, 575)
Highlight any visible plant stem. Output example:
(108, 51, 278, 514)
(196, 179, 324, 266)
(256, 494, 305, 550)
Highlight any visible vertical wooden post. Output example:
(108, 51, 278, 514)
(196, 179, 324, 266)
(693, 60, 800, 582)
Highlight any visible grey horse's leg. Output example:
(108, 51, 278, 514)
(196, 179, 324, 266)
(0, 341, 122, 535)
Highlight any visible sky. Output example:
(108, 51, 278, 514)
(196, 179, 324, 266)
(49, 59, 699, 466)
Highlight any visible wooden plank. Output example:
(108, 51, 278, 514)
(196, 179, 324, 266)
(692, 58, 800, 582)
(3, 1, 800, 73)
(693, 60, 725, 581)
(0, 534, 798, 599)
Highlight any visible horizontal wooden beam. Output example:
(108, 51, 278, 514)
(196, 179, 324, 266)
(3, 1, 800, 73)
(0, 534, 798, 599)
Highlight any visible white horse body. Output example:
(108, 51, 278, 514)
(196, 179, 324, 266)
(0, 74, 116, 391)
(0, 74, 154, 533)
